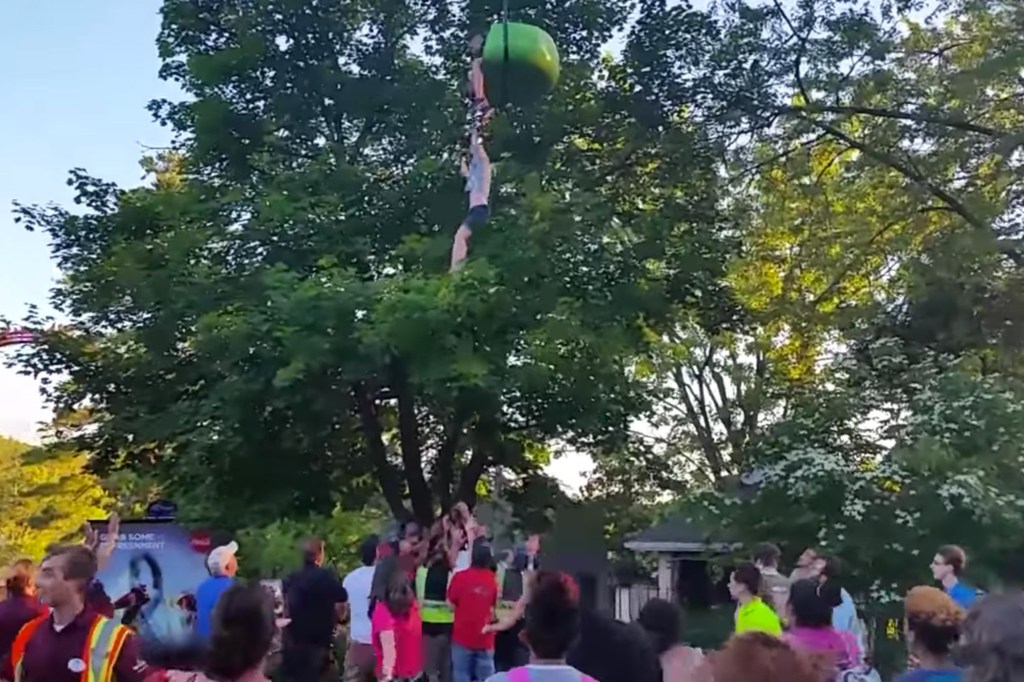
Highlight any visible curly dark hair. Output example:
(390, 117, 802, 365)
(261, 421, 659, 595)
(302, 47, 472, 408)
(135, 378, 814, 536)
(637, 598, 682, 655)
(905, 585, 964, 657)
(713, 632, 822, 682)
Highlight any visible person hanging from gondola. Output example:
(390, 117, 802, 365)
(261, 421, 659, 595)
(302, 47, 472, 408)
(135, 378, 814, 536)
(467, 31, 494, 132)
(449, 131, 492, 272)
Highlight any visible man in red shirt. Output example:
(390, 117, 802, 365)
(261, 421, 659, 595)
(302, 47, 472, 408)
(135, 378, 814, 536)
(447, 543, 497, 682)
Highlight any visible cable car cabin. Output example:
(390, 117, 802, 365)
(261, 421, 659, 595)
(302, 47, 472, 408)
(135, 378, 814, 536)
(482, 22, 560, 106)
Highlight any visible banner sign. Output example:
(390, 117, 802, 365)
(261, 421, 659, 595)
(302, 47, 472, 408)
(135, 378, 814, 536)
(94, 520, 210, 643)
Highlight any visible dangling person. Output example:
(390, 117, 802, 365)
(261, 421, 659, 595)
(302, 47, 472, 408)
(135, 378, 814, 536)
(467, 32, 493, 132)
(449, 132, 492, 272)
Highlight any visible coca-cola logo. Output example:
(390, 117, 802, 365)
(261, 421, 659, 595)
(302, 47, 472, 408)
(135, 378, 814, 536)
(189, 531, 212, 554)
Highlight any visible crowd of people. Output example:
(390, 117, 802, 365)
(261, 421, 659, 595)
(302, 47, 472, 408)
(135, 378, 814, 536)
(0, 504, 1022, 682)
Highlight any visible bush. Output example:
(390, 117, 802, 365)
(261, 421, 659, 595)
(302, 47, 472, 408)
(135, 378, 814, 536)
(237, 505, 388, 579)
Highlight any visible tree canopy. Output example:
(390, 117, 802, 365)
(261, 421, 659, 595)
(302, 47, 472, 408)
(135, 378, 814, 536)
(0, 436, 109, 562)
(6, 0, 1024, 599)
(13, 0, 734, 527)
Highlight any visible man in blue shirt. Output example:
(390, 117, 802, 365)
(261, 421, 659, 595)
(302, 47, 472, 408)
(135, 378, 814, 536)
(931, 544, 983, 609)
(194, 541, 238, 639)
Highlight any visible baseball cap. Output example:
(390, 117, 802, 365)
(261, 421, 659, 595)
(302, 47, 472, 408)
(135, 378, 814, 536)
(207, 541, 239, 573)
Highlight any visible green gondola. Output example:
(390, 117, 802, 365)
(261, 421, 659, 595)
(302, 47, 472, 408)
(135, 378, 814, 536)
(481, 21, 560, 105)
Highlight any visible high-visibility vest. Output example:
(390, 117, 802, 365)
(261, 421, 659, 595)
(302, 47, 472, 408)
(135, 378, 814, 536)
(12, 613, 132, 682)
(415, 566, 454, 624)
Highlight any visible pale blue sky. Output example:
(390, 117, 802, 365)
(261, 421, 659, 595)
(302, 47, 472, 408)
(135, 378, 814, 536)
(0, 2, 592, 490)
(0, 1, 177, 442)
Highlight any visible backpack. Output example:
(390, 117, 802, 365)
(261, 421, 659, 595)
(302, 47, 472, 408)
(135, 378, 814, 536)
(836, 667, 882, 682)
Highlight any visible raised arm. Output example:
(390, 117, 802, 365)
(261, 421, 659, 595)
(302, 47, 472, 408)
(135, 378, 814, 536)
(87, 512, 120, 572)
(483, 596, 526, 634)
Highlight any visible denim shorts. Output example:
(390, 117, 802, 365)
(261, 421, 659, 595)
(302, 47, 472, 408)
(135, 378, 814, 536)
(464, 204, 490, 230)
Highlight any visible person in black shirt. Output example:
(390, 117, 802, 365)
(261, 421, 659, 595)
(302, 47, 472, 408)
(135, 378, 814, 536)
(282, 537, 349, 682)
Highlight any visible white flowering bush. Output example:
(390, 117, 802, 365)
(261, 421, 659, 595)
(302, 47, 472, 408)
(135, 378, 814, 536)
(691, 338, 1024, 602)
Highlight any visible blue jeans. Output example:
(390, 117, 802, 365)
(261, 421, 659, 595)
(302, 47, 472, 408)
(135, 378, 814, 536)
(451, 643, 495, 682)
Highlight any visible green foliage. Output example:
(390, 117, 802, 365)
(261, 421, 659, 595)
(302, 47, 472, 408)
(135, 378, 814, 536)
(237, 505, 389, 580)
(693, 338, 1024, 602)
(12, 0, 732, 529)
(0, 436, 110, 562)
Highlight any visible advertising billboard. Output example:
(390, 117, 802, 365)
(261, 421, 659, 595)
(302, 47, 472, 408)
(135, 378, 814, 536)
(93, 520, 211, 643)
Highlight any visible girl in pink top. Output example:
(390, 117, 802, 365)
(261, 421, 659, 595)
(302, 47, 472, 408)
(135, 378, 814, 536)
(784, 579, 862, 670)
(371, 557, 423, 681)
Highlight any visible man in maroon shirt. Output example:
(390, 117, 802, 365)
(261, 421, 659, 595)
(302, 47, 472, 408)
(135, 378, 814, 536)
(0, 560, 46, 665)
(6, 544, 148, 682)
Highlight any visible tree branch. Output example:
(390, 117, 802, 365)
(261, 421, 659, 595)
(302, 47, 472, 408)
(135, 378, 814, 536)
(771, 0, 812, 106)
(726, 133, 829, 185)
(674, 366, 725, 480)
(783, 104, 1005, 137)
(437, 405, 469, 512)
(391, 361, 434, 524)
(797, 113, 992, 237)
(353, 382, 408, 521)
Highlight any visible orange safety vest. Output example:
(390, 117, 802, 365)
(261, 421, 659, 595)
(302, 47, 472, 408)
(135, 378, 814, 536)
(11, 612, 131, 682)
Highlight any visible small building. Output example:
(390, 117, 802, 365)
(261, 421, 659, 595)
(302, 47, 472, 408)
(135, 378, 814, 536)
(618, 513, 735, 621)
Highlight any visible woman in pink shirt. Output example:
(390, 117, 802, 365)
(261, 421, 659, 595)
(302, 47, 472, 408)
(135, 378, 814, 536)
(371, 556, 423, 682)
(783, 579, 861, 671)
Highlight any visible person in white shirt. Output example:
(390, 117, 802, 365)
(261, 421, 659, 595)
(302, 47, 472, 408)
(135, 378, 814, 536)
(343, 535, 379, 682)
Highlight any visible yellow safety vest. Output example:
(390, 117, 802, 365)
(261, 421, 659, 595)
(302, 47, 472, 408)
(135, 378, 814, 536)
(416, 566, 454, 624)
(14, 614, 131, 682)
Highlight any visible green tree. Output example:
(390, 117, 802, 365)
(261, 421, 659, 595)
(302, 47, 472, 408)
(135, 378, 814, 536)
(604, 0, 1024, 500)
(0, 436, 110, 562)
(238, 505, 389, 579)
(693, 338, 1024, 598)
(14, 0, 732, 527)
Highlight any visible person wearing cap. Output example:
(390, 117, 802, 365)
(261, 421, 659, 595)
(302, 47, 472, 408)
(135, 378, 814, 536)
(193, 541, 238, 642)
